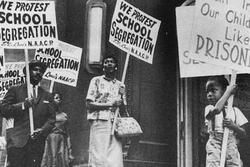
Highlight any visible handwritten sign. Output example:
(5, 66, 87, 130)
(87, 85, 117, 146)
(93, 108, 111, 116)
(189, 0, 250, 72)
(0, 0, 58, 48)
(176, 6, 248, 77)
(35, 41, 82, 87)
(109, 0, 161, 64)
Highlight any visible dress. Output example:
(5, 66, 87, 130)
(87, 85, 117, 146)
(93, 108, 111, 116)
(41, 111, 72, 167)
(205, 105, 248, 167)
(86, 75, 126, 167)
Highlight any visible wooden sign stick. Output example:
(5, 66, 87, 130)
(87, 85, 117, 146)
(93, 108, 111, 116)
(220, 70, 237, 167)
(49, 80, 55, 93)
(111, 53, 130, 135)
(24, 49, 34, 134)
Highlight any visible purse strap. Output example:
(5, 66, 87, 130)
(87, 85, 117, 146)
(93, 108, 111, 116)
(111, 108, 120, 135)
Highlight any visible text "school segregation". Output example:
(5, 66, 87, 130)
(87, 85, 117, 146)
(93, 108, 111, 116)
(109, 0, 161, 64)
(0, 0, 58, 49)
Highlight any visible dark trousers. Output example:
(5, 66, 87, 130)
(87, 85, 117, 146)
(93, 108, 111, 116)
(7, 138, 45, 167)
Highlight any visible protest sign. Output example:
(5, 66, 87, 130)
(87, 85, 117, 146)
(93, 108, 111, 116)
(0, 62, 25, 130)
(0, 48, 4, 74)
(189, 0, 250, 72)
(109, 0, 161, 64)
(0, 0, 58, 48)
(0, 62, 25, 99)
(35, 41, 82, 87)
(176, 6, 249, 77)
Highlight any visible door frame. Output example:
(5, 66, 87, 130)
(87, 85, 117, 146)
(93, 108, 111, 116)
(177, 78, 193, 167)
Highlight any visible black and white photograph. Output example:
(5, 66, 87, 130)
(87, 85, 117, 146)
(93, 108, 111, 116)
(0, 0, 250, 167)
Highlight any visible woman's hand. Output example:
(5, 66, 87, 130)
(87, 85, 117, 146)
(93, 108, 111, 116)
(112, 99, 123, 107)
(119, 86, 125, 95)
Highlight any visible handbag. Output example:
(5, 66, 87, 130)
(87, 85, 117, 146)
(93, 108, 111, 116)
(115, 114, 143, 138)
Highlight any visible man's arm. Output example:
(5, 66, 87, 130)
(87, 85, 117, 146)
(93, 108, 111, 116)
(40, 101, 56, 138)
(0, 87, 25, 119)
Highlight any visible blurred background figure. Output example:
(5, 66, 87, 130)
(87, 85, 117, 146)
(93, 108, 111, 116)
(41, 92, 74, 167)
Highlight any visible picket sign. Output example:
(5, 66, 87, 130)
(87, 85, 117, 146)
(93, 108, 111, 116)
(0, 62, 25, 167)
(111, 53, 130, 135)
(109, 0, 160, 135)
(220, 70, 237, 167)
(24, 49, 34, 134)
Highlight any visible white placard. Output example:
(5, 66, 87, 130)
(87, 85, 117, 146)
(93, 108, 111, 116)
(189, 0, 250, 73)
(109, 0, 161, 64)
(0, 0, 58, 48)
(176, 6, 248, 77)
(0, 62, 26, 130)
(35, 41, 82, 87)
(0, 62, 25, 99)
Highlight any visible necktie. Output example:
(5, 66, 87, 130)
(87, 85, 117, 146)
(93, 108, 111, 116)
(33, 86, 36, 98)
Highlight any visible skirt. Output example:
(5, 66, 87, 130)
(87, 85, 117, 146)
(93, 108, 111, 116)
(41, 133, 70, 167)
(88, 119, 123, 167)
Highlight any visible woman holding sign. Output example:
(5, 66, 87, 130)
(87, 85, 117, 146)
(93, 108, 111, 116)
(85, 55, 127, 167)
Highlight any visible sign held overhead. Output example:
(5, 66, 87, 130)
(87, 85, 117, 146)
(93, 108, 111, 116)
(109, 0, 161, 64)
(35, 41, 82, 87)
(189, 0, 250, 73)
(0, 0, 58, 49)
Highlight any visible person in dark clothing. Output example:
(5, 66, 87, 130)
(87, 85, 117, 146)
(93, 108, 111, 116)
(1, 60, 56, 167)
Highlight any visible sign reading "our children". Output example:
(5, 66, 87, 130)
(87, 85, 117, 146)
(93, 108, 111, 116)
(0, 0, 57, 48)
(189, 0, 250, 72)
(176, 6, 238, 78)
(109, 0, 161, 64)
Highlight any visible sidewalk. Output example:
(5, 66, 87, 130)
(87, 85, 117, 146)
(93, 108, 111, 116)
(73, 164, 88, 167)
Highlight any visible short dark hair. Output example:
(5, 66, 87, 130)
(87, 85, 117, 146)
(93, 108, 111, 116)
(102, 55, 118, 67)
(23, 60, 47, 75)
(207, 75, 229, 90)
(52, 91, 62, 100)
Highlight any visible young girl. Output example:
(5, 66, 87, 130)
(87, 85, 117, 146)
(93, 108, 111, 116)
(205, 76, 248, 167)
(41, 92, 74, 167)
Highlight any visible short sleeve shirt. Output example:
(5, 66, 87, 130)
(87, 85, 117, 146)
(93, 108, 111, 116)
(205, 105, 248, 133)
(86, 75, 126, 120)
